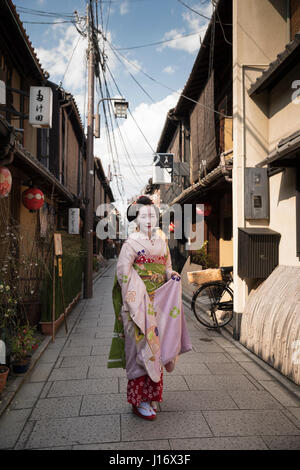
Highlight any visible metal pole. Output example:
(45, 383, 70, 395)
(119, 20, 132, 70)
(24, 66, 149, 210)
(84, 3, 95, 299)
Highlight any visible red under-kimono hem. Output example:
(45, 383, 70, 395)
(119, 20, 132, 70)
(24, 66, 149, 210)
(127, 371, 163, 406)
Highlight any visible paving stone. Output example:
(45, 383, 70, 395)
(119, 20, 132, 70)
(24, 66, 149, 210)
(88, 366, 126, 379)
(287, 407, 300, 422)
(121, 411, 212, 441)
(69, 338, 112, 347)
(10, 382, 45, 410)
(46, 338, 66, 350)
(173, 362, 211, 376)
(259, 381, 300, 407)
(170, 436, 268, 450)
(25, 415, 120, 448)
(192, 342, 226, 353)
(184, 374, 257, 391)
(48, 378, 118, 397)
(80, 394, 130, 415)
(26, 363, 54, 383)
(160, 390, 238, 411)
(38, 350, 61, 364)
(14, 420, 36, 450)
(262, 435, 300, 450)
(60, 346, 92, 357)
(227, 390, 283, 409)
(203, 410, 300, 436)
(225, 350, 253, 362)
(30, 396, 82, 420)
(163, 376, 190, 391)
(238, 361, 275, 381)
(91, 345, 111, 355)
(177, 352, 232, 364)
(205, 362, 248, 375)
(77, 320, 99, 327)
(48, 366, 89, 381)
(60, 355, 108, 368)
(0, 409, 32, 449)
(73, 440, 171, 450)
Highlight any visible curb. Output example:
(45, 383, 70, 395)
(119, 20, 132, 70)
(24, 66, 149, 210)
(182, 292, 300, 401)
(0, 260, 116, 419)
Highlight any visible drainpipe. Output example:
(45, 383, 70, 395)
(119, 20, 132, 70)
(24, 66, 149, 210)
(59, 101, 72, 184)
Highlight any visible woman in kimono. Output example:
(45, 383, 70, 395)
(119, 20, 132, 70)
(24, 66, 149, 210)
(108, 196, 192, 420)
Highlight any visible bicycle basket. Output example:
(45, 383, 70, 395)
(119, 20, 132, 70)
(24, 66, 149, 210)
(187, 268, 223, 286)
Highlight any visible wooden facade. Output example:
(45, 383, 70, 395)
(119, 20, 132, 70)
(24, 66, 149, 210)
(154, 0, 233, 269)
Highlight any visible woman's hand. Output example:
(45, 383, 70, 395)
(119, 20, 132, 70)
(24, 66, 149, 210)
(171, 271, 181, 281)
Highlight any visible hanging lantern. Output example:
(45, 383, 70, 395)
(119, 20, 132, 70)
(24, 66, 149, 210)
(196, 203, 212, 217)
(169, 222, 175, 233)
(22, 187, 45, 212)
(0, 167, 12, 198)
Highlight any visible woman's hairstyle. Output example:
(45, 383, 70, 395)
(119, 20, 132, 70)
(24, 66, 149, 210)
(127, 195, 159, 222)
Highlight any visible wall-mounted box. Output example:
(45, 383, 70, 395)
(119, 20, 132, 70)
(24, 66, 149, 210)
(245, 168, 269, 220)
(238, 227, 281, 278)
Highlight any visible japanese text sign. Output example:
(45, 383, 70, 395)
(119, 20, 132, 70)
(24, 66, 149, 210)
(29, 86, 53, 128)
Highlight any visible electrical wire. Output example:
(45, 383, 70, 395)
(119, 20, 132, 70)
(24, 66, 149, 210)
(22, 20, 75, 25)
(107, 40, 231, 119)
(100, 54, 142, 189)
(106, 63, 157, 155)
(59, 35, 83, 87)
(103, 73, 142, 183)
(177, 0, 211, 21)
(115, 30, 207, 51)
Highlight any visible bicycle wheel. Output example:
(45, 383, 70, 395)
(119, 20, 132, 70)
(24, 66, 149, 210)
(191, 281, 233, 328)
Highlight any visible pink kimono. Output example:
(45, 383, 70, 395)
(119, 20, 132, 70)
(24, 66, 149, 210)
(113, 231, 192, 405)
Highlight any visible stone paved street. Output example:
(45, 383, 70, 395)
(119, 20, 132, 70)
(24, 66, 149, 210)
(0, 262, 300, 450)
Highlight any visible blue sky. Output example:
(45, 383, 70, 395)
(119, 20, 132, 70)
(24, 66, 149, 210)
(15, 0, 212, 207)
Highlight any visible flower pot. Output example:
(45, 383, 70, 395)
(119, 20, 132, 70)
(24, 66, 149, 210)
(0, 365, 10, 393)
(12, 356, 31, 374)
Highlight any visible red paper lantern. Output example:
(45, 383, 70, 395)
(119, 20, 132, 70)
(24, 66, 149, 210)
(169, 222, 175, 232)
(0, 167, 12, 198)
(196, 203, 212, 217)
(22, 187, 45, 212)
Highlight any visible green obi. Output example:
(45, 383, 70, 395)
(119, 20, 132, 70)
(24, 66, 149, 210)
(107, 263, 167, 369)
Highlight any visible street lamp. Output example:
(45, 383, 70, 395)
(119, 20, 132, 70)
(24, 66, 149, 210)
(94, 97, 128, 138)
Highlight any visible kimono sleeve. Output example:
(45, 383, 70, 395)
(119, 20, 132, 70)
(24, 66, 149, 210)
(165, 240, 174, 281)
(116, 240, 137, 306)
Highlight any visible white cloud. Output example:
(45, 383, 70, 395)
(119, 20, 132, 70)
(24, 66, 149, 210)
(36, 24, 119, 121)
(95, 91, 180, 204)
(120, 2, 129, 16)
(158, 2, 213, 54)
(163, 65, 176, 75)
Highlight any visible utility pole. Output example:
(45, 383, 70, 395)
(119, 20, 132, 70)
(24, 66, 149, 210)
(84, 3, 95, 299)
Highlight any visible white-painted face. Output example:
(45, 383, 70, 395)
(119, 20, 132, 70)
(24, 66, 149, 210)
(136, 204, 157, 235)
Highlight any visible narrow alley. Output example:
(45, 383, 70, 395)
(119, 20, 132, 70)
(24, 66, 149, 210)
(0, 263, 299, 450)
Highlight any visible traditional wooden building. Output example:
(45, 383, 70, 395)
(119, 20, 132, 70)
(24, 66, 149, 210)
(154, 0, 233, 274)
(0, 0, 114, 330)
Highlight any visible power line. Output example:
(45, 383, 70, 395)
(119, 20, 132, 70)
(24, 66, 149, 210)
(22, 20, 74, 25)
(15, 6, 75, 18)
(177, 0, 211, 21)
(115, 30, 205, 51)
(106, 39, 231, 119)
(99, 51, 142, 190)
(106, 63, 157, 155)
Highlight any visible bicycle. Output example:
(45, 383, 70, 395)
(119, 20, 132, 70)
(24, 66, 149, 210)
(190, 266, 234, 330)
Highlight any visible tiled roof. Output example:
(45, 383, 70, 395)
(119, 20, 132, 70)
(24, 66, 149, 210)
(5, 0, 47, 79)
(248, 32, 300, 96)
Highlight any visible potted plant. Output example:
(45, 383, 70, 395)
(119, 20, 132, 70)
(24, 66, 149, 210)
(0, 364, 9, 394)
(10, 325, 39, 374)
